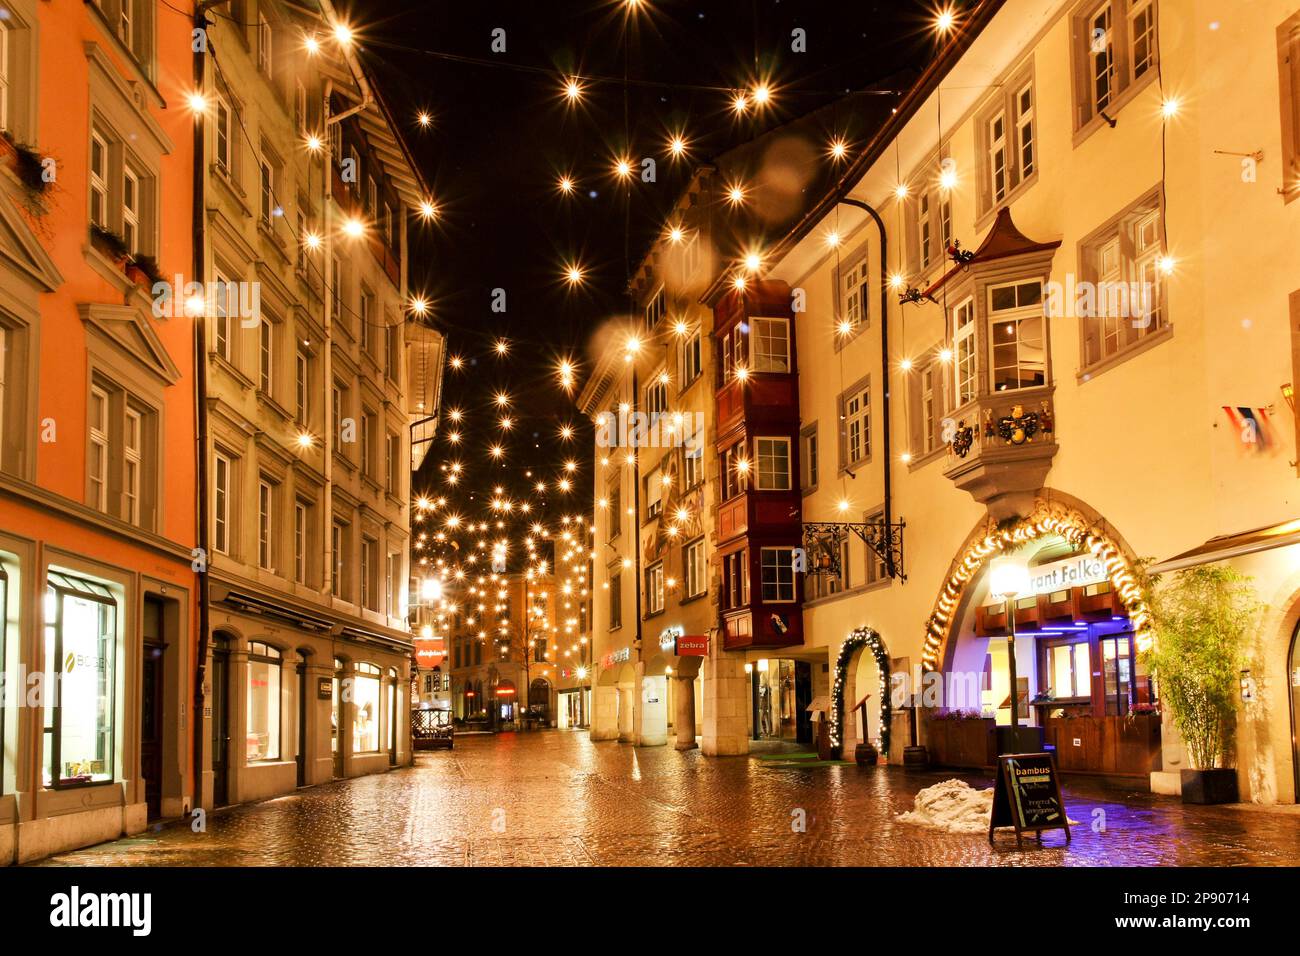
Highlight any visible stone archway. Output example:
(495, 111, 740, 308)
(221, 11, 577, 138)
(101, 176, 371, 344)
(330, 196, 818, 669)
(921, 497, 1152, 673)
(831, 628, 892, 759)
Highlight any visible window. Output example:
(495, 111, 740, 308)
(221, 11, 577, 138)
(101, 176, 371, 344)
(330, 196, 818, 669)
(645, 286, 666, 328)
(685, 537, 706, 598)
(645, 465, 664, 519)
(296, 209, 307, 272)
(682, 424, 703, 489)
(331, 382, 343, 444)
(750, 317, 790, 372)
(257, 13, 272, 77)
(246, 642, 281, 761)
(952, 298, 977, 407)
(918, 191, 932, 270)
(721, 442, 748, 500)
(386, 553, 400, 616)
(122, 166, 140, 255)
(90, 131, 108, 227)
(43, 572, 117, 788)
(915, 357, 944, 455)
(645, 562, 665, 614)
(842, 382, 870, 467)
(330, 255, 343, 322)
(259, 316, 274, 395)
(386, 322, 400, 382)
(258, 479, 274, 570)
(1281, 11, 1300, 198)
(214, 451, 231, 554)
(359, 288, 373, 355)
(940, 195, 953, 253)
(331, 520, 346, 598)
(295, 349, 309, 424)
(839, 249, 869, 330)
(609, 570, 622, 629)
(88, 386, 109, 512)
(760, 547, 796, 603)
(294, 499, 308, 584)
(980, 76, 1036, 213)
(213, 269, 233, 361)
(681, 232, 700, 278)
(723, 550, 749, 610)
(722, 323, 746, 381)
(123, 408, 142, 525)
(679, 329, 702, 385)
(215, 97, 232, 174)
(1043, 639, 1092, 700)
(360, 409, 373, 476)
(366, 177, 377, 215)
(353, 663, 381, 753)
(801, 425, 819, 491)
(864, 510, 889, 584)
(1076, 1, 1159, 129)
(645, 378, 668, 418)
(607, 481, 621, 541)
(295, 79, 307, 134)
(361, 537, 376, 610)
(755, 436, 791, 490)
(1079, 194, 1168, 368)
(386, 432, 400, 493)
(259, 157, 275, 224)
(988, 280, 1046, 391)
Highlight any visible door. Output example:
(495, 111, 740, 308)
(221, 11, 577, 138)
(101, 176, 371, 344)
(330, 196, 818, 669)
(141, 642, 164, 819)
(296, 663, 308, 787)
(211, 645, 230, 807)
(1290, 622, 1300, 802)
(794, 660, 813, 744)
(388, 679, 398, 766)
(331, 666, 343, 778)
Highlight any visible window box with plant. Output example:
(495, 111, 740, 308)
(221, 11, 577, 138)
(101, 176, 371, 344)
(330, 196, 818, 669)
(1, 130, 54, 214)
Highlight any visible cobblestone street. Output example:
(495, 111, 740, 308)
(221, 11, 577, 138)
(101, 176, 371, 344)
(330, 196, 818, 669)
(33, 731, 1300, 867)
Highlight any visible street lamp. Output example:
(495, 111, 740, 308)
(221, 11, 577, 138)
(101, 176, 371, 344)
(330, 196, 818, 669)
(420, 577, 443, 603)
(988, 557, 1030, 733)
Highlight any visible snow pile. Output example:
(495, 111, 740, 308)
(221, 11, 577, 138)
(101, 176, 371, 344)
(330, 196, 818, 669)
(895, 778, 993, 834)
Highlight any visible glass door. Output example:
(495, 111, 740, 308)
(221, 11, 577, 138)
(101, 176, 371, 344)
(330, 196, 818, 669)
(1100, 634, 1134, 716)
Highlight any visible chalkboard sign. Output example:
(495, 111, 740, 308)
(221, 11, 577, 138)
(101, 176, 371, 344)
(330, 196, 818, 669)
(988, 751, 1071, 848)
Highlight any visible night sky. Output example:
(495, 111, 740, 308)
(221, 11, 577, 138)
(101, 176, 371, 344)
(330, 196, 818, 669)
(351, 0, 950, 553)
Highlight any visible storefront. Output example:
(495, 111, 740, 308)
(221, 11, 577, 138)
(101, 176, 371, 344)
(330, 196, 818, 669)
(747, 658, 812, 743)
(923, 506, 1158, 779)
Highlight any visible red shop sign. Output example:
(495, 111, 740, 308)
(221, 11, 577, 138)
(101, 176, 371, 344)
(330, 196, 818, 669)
(674, 634, 708, 656)
(413, 639, 446, 666)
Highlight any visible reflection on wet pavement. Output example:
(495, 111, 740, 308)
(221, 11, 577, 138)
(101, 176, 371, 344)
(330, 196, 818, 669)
(36, 730, 1300, 866)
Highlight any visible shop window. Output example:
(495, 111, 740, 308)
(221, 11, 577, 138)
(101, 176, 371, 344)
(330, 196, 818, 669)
(750, 317, 790, 372)
(755, 436, 791, 490)
(760, 547, 796, 603)
(353, 662, 381, 753)
(1042, 639, 1091, 701)
(43, 572, 117, 788)
(988, 280, 1046, 391)
(645, 562, 665, 615)
(246, 642, 281, 761)
(684, 537, 706, 598)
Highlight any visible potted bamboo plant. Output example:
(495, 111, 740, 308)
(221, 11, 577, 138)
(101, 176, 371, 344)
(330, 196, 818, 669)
(1143, 565, 1260, 804)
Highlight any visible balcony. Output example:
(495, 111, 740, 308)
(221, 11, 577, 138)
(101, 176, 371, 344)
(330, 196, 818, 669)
(942, 384, 1057, 520)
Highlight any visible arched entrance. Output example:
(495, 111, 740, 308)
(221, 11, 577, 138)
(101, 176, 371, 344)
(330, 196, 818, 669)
(830, 628, 892, 759)
(528, 677, 551, 727)
(919, 499, 1157, 776)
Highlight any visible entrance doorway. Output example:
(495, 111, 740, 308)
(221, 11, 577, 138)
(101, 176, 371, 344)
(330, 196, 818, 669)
(331, 659, 344, 778)
(210, 637, 231, 807)
(141, 596, 165, 820)
(297, 661, 308, 787)
(1290, 621, 1300, 802)
(752, 659, 812, 743)
(388, 671, 398, 766)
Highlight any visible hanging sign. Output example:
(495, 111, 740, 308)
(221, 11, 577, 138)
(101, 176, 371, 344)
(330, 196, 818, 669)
(674, 634, 708, 656)
(413, 639, 446, 667)
(989, 752, 1072, 848)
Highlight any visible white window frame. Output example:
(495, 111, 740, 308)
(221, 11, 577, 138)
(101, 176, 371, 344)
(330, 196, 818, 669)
(89, 385, 109, 512)
(259, 316, 274, 395)
(257, 13, 272, 77)
(679, 329, 702, 385)
(294, 500, 308, 584)
(258, 479, 274, 571)
(122, 165, 140, 255)
(989, 109, 1008, 204)
(844, 383, 870, 467)
(123, 406, 142, 525)
(215, 96, 232, 175)
(755, 436, 791, 491)
(952, 298, 977, 408)
(90, 131, 109, 227)
(988, 280, 1047, 392)
(213, 451, 231, 554)
(760, 547, 796, 604)
(645, 562, 665, 614)
(750, 316, 790, 373)
(839, 250, 869, 329)
(685, 537, 706, 598)
(259, 157, 274, 224)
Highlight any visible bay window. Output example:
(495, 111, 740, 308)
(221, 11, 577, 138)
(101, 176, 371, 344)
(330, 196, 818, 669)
(952, 298, 977, 407)
(43, 572, 116, 788)
(750, 316, 790, 372)
(988, 280, 1046, 391)
(755, 436, 791, 490)
(246, 642, 281, 761)
(723, 550, 749, 610)
(760, 547, 796, 603)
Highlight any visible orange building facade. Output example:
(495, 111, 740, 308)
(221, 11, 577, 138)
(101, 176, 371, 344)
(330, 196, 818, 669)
(0, 0, 198, 863)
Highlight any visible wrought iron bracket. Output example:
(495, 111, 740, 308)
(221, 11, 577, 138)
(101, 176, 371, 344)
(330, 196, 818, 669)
(802, 519, 906, 582)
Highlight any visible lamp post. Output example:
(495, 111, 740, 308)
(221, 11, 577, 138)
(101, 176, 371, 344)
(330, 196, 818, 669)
(988, 557, 1030, 732)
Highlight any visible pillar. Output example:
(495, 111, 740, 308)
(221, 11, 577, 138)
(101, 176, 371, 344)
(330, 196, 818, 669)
(702, 634, 750, 755)
(590, 683, 619, 740)
(616, 684, 635, 742)
(636, 662, 668, 746)
(673, 657, 702, 750)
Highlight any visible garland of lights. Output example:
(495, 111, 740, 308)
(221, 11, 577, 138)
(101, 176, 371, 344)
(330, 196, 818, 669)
(830, 627, 891, 757)
(920, 502, 1152, 672)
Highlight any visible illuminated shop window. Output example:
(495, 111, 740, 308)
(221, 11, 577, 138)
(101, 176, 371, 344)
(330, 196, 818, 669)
(43, 572, 117, 788)
(246, 642, 282, 761)
(353, 662, 381, 753)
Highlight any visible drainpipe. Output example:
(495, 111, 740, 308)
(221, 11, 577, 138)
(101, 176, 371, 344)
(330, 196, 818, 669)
(835, 198, 895, 579)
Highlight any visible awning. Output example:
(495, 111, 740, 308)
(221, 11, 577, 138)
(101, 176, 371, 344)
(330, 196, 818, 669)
(1148, 518, 1300, 573)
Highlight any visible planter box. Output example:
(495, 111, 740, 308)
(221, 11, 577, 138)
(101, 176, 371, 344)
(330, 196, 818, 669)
(1180, 768, 1239, 805)
(923, 715, 997, 768)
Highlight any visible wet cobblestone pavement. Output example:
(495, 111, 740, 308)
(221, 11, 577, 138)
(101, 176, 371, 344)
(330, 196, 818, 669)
(36, 731, 1300, 866)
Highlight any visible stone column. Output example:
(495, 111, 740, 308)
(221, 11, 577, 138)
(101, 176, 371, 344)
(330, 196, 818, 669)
(673, 657, 702, 750)
(636, 663, 668, 746)
(616, 685, 635, 742)
(702, 634, 750, 756)
(304, 660, 334, 784)
(590, 683, 619, 740)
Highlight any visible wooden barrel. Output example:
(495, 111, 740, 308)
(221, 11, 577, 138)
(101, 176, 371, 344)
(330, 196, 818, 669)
(902, 745, 930, 770)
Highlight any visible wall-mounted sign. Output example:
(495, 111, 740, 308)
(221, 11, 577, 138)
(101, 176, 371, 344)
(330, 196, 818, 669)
(600, 647, 631, 669)
(674, 634, 708, 656)
(317, 677, 333, 700)
(1026, 555, 1108, 595)
(413, 639, 446, 667)
(659, 626, 684, 651)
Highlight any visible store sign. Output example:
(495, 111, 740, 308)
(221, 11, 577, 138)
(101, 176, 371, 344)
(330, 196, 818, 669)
(317, 678, 333, 699)
(659, 626, 683, 652)
(989, 752, 1071, 848)
(1025, 555, 1108, 596)
(413, 639, 446, 667)
(600, 647, 631, 669)
(675, 634, 708, 656)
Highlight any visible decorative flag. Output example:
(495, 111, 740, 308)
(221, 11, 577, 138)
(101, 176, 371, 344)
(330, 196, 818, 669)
(1222, 406, 1274, 451)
